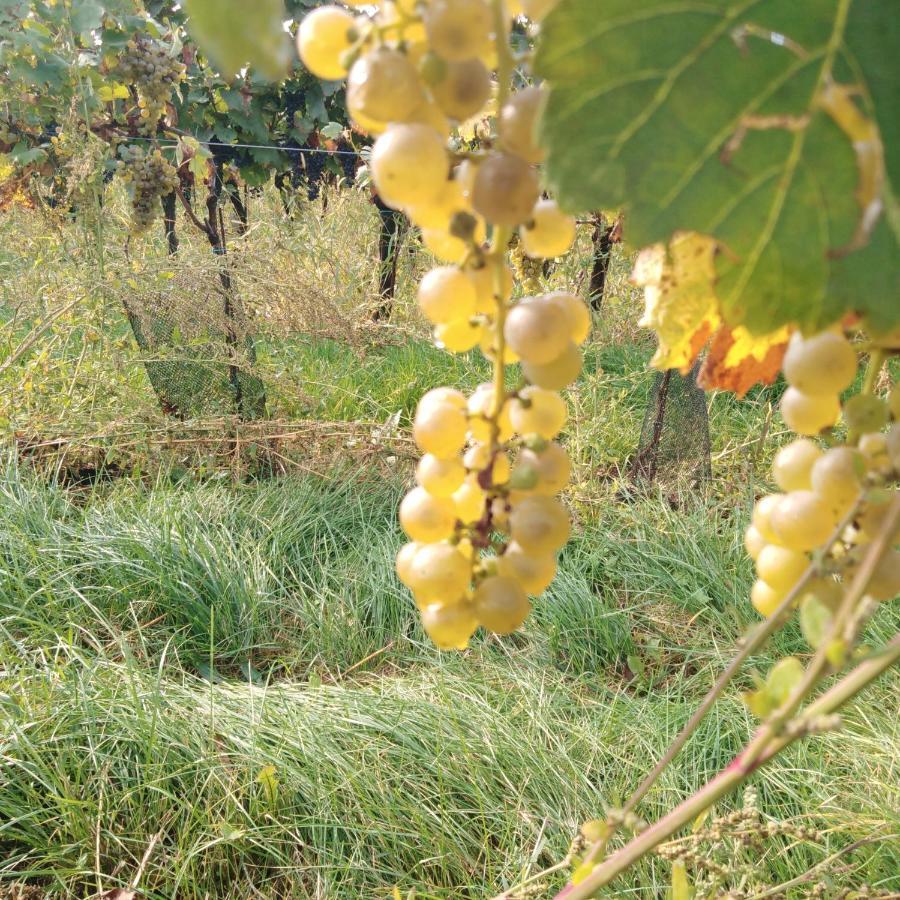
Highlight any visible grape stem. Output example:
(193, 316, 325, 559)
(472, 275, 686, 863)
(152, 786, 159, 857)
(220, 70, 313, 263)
(555, 493, 900, 898)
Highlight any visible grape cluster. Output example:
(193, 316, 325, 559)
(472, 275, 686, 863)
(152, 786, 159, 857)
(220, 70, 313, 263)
(297, 0, 584, 648)
(116, 36, 185, 134)
(116, 144, 179, 234)
(746, 329, 899, 631)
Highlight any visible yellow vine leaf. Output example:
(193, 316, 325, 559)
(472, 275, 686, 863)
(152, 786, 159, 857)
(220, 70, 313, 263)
(633, 232, 790, 394)
(671, 859, 692, 900)
(816, 80, 885, 259)
(632, 232, 719, 372)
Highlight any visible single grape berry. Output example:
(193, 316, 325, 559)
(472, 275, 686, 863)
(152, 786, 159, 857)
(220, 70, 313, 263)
(782, 330, 857, 395)
(498, 86, 546, 164)
(472, 152, 540, 227)
(521, 199, 576, 259)
(473, 576, 531, 634)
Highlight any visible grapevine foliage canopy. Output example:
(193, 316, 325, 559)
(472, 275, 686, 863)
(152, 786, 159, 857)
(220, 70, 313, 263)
(535, 0, 899, 338)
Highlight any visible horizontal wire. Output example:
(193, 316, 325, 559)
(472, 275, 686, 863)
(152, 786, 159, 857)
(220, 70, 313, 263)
(124, 135, 362, 156)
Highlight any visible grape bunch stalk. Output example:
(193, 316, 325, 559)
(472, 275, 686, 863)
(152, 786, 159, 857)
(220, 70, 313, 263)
(116, 144, 180, 234)
(745, 329, 899, 642)
(297, 0, 584, 649)
(115, 35, 186, 135)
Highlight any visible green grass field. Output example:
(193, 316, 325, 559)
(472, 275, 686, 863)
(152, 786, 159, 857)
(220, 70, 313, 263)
(0, 185, 898, 898)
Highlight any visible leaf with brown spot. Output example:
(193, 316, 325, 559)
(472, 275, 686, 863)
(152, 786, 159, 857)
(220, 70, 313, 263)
(698, 325, 790, 397)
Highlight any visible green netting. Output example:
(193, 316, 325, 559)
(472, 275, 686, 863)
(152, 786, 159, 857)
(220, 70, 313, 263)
(630, 360, 711, 483)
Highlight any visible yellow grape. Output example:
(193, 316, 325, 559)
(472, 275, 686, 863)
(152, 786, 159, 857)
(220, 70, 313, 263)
(435, 318, 483, 353)
(810, 447, 864, 517)
(521, 199, 576, 259)
(430, 57, 492, 121)
(498, 86, 545, 164)
(858, 432, 888, 464)
(408, 542, 471, 604)
(406, 98, 452, 136)
(542, 292, 591, 345)
(496, 542, 556, 595)
(504, 297, 572, 365)
(473, 575, 531, 634)
(417, 266, 477, 325)
(346, 49, 424, 126)
(889, 382, 900, 419)
(371, 124, 448, 210)
(521, 342, 582, 391)
(478, 328, 520, 366)
(296, 6, 356, 80)
(455, 158, 480, 198)
(472, 152, 541, 227)
(514, 442, 571, 494)
(491, 497, 511, 530)
(888, 423, 900, 468)
(467, 384, 514, 442)
(420, 599, 478, 649)
(395, 541, 423, 587)
(756, 544, 808, 592)
(422, 221, 487, 264)
(744, 525, 766, 561)
(464, 444, 511, 485)
(867, 548, 900, 600)
(772, 438, 821, 492)
(399, 487, 457, 542)
(423, 0, 492, 62)
(782, 330, 857, 395)
(416, 453, 466, 497)
(409, 178, 469, 232)
(509, 386, 567, 439)
(467, 260, 514, 314)
(418, 386, 467, 413)
(379, 0, 428, 44)
(453, 474, 487, 524)
(751, 579, 785, 618)
(770, 490, 837, 552)
(413, 401, 468, 457)
(509, 495, 570, 554)
(780, 387, 840, 436)
(752, 493, 786, 545)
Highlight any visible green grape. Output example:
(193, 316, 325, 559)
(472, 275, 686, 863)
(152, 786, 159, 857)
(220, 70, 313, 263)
(744, 524, 766, 561)
(297, 5, 357, 80)
(509, 495, 570, 554)
(417, 266, 477, 325)
(498, 86, 546, 164)
(772, 438, 821, 492)
(843, 394, 887, 434)
(413, 400, 468, 458)
(473, 576, 531, 634)
(371, 123, 449, 211)
(417, 453, 466, 497)
(347, 48, 425, 125)
(521, 342, 582, 391)
(770, 490, 837, 552)
(782, 330, 857, 395)
(496, 542, 557, 595)
(504, 297, 571, 364)
(430, 57, 492, 121)
(780, 387, 840, 436)
(750, 579, 785, 618)
(423, 0, 492, 62)
(810, 447, 865, 517)
(472, 152, 541, 227)
(408, 542, 471, 604)
(521, 199, 576, 259)
(400, 487, 457, 542)
(420, 599, 479, 649)
(756, 544, 809, 592)
(514, 442, 571, 495)
(510, 386, 567, 440)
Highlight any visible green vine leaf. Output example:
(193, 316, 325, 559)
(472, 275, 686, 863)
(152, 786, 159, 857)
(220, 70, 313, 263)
(536, 0, 899, 336)
(184, 0, 291, 82)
